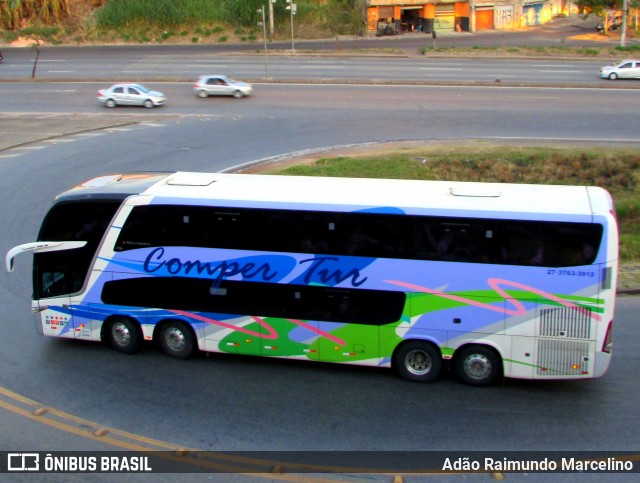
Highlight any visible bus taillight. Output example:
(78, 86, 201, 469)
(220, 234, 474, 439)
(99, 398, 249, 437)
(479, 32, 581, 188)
(603, 321, 613, 354)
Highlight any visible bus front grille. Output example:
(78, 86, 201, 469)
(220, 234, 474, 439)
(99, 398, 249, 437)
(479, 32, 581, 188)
(536, 339, 591, 377)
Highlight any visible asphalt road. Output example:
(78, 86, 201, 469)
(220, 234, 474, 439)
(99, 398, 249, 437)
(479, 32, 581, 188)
(0, 52, 632, 86)
(0, 16, 639, 480)
(0, 90, 638, 483)
(0, 16, 637, 86)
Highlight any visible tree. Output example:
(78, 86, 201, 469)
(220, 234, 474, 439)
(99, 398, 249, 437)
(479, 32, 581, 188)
(574, 0, 639, 17)
(323, 0, 367, 40)
(0, 0, 70, 30)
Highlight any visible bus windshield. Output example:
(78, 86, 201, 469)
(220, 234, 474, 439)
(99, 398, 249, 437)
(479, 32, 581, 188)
(34, 201, 120, 298)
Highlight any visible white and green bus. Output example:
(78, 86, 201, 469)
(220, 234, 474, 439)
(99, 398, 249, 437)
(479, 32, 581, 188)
(6, 172, 618, 386)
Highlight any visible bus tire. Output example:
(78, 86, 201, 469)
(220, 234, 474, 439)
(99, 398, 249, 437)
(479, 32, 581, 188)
(454, 345, 502, 386)
(107, 317, 141, 354)
(393, 340, 442, 382)
(159, 321, 195, 359)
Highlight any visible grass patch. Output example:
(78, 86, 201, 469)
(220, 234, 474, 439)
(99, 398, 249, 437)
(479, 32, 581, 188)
(419, 45, 623, 59)
(268, 146, 640, 266)
(614, 44, 640, 53)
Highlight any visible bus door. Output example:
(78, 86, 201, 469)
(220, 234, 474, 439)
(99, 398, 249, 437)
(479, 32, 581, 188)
(33, 246, 108, 341)
(35, 265, 78, 339)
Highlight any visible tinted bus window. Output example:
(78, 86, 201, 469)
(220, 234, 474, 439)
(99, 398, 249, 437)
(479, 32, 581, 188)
(114, 205, 603, 268)
(102, 278, 405, 325)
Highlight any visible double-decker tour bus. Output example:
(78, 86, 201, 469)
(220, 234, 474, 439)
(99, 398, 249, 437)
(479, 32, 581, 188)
(6, 172, 618, 386)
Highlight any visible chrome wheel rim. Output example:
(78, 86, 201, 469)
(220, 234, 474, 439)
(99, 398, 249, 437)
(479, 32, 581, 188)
(405, 349, 432, 376)
(111, 322, 131, 347)
(463, 354, 492, 380)
(164, 327, 186, 353)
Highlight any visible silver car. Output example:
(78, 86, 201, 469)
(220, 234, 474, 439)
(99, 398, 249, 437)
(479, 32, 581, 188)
(97, 83, 166, 108)
(193, 75, 253, 99)
(599, 60, 640, 80)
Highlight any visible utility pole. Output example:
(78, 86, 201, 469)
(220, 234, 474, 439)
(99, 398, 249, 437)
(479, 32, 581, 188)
(257, 6, 269, 79)
(620, 0, 628, 47)
(286, 0, 296, 52)
(268, 0, 276, 39)
(470, 0, 476, 33)
(31, 37, 41, 79)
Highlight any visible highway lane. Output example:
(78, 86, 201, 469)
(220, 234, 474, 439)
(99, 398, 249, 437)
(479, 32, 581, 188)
(0, 83, 638, 146)
(0, 48, 630, 85)
(1, 81, 639, 117)
(0, 80, 639, 481)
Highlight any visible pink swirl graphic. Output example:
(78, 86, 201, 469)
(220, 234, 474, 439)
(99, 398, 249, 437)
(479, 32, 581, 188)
(385, 278, 601, 322)
(170, 310, 278, 338)
(287, 319, 346, 346)
(169, 310, 346, 345)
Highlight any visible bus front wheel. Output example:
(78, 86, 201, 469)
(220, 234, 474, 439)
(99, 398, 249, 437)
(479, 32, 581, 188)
(159, 321, 195, 359)
(393, 341, 442, 382)
(454, 345, 502, 386)
(107, 317, 141, 354)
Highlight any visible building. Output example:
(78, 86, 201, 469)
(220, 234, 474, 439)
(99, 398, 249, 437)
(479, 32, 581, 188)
(366, 0, 565, 34)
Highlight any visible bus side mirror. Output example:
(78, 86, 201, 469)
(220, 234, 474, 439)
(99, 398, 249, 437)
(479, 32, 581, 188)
(432, 30, 437, 39)
(5, 241, 87, 272)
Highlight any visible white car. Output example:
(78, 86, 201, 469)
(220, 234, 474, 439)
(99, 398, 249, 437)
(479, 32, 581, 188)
(193, 75, 253, 99)
(97, 83, 166, 108)
(599, 60, 640, 80)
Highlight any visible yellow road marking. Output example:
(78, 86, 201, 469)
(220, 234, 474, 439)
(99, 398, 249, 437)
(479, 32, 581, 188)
(0, 385, 393, 481)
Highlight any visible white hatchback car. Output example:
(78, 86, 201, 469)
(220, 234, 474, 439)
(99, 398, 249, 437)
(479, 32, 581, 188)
(97, 83, 166, 108)
(599, 60, 640, 80)
(193, 75, 253, 99)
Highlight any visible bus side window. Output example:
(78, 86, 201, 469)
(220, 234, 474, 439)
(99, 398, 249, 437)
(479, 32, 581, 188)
(40, 270, 67, 297)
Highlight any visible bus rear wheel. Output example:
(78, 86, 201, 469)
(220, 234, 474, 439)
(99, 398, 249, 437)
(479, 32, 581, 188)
(454, 345, 502, 386)
(107, 317, 141, 354)
(394, 341, 442, 382)
(159, 321, 195, 359)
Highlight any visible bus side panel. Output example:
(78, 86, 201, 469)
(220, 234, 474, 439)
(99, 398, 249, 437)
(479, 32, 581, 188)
(508, 336, 535, 379)
(38, 297, 75, 339)
(206, 317, 385, 366)
(71, 300, 99, 340)
(258, 317, 320, 361)
(204, 314, 275, 357)
(317, 321, 380, 365)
